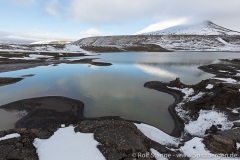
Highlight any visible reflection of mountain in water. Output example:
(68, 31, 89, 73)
(134, 62, 210, 80)
(136, 60, 216, 67)
(135, 64, 177, 79)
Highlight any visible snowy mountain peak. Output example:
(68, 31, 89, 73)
(141, 21, 240, 36)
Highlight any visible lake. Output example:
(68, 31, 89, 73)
(0, 51, 240, 133)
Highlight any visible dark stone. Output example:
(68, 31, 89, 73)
(233, 122, 240, 128)
(203, 135, 235, 154)
(205, 125, 220, 134)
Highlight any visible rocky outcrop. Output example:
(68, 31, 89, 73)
(203, 128, 240, 155)
(0, 128, 55, 160)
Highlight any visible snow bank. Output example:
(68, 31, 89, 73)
(33, 126, 105, 160)
(0, 133, 21, 141)
(185, 110, 233, 137)
(134, 123, 179, 147)
(9, 57, 37, 60)
(212, 77, 238, 83)
(29, 54, 53, 58)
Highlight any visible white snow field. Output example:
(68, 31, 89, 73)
(33, 126, 105, 160)
(134, 123, 179, 147)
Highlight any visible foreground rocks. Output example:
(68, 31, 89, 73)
(0, 119, 185, 160)
(203, 128, 240, 155)
(0, 128, 54, 160)
(144, 59, 240, 158)
(0, 77, 23, 86)
(75, 120, 180, 160)
(0, 96, 185, 160)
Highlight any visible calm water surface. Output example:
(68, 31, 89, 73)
(0, 52, 239, 133)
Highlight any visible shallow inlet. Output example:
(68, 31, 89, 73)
(0, 51, 240, 133)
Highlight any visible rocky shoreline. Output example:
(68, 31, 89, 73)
(0, 56, 240, 159)
(0, 51, 112, 73)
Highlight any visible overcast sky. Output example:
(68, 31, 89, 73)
(0, 0, 240, 42)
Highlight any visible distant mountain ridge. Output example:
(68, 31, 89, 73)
(31, 40, 71, 45)
(141, 21, 240, 36)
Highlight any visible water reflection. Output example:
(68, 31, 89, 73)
(0, 51, 240, 133)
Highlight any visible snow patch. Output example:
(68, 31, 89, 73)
(180, 137, 212, 159)
(134, 123, 179, 147)
(216, 37, 236, 47)
(33, 126, 105, 160)
(218, 70, 228, 73)
(168, 87, 195, 121)
(237, 143, 240, 150)
(169, 87, 194, 99)
(206, 84, 214, 89)
(185, 110, 233, 137)
(189, 92, 205, 102)
(232, 108, 240, 114)
(0, 133, 21, 141)
(212, 77, 238, 83)
(29, 54, 53, 58)
(9, 57, 37, 60)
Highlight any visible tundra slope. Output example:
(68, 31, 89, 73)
(74, 21, 240, 52)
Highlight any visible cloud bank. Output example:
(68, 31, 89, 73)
(60, 0, 240, 30)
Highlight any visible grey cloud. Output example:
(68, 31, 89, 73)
(59, 0, 240, 31)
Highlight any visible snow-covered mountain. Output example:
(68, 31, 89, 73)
(142, 21, 240, 36)
(73, 21, 240, 52)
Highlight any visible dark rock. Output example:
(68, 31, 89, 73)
(233, 122, 240, 128)
(205, 125, 220, 134)
(0, 96, 84, 129)
(169, 78, 185, 88)
(75, 119, 179, 160)
(203, 135, 236, 154)
(203, 128, 240, 155)
(217, 128, 240, 142)
(0, 77, 23, 87)
(16, 142, 23, 148)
